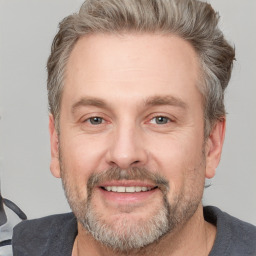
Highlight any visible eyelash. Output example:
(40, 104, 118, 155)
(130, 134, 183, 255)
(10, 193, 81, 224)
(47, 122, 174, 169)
(149, 116, 172, 125)
(84, 116, 105, 125)
(83, 115, 173, 126)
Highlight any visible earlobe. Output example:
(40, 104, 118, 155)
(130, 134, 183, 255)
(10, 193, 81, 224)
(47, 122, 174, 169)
(49, 114, 61, 178)
(205, 119, 226, 179)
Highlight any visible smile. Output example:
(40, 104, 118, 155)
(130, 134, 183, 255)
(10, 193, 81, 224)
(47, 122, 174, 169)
(102, 186, 157, 193)
(98, 182, 159, 205)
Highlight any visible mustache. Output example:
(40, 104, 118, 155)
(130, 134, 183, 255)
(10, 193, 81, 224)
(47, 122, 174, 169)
(87, 167, 170, 196)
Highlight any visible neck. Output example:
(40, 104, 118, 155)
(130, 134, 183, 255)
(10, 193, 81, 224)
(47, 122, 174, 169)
(72, 204, 216, 256)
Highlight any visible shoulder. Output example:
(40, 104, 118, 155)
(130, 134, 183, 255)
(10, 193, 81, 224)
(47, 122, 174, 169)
(12, 212, 77, 256)
(204, 206, 256, 256)
(13, 212, 76, 240)
(14, 212, 75, 232)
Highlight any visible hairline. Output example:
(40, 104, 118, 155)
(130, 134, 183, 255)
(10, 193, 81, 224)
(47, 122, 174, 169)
(54, 31, 214, 136)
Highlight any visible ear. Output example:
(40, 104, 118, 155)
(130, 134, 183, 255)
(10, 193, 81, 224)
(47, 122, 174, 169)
(205, 118, 226, 179)
(49, 114, 61, 178)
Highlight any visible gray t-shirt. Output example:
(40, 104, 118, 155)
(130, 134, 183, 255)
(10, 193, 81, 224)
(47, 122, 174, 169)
(12, 206, 256, 256)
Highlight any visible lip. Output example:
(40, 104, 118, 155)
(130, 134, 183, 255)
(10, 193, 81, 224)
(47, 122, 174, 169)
(99, 180, 156, 188)
(97, 180, 159, 205)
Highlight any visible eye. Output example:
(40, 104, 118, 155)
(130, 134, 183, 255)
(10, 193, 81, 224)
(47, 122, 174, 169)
(87, 117, 104, 125)
(150, 116, 170, 125)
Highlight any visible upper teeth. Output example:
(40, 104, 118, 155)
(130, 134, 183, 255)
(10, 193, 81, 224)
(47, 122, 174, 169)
(104, 186, 152, 193)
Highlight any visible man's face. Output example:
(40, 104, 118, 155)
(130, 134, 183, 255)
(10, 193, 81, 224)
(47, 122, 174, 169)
(50, 34, 221, 251)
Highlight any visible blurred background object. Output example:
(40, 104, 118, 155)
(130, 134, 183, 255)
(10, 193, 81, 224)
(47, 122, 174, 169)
(0, 192, 27, 256)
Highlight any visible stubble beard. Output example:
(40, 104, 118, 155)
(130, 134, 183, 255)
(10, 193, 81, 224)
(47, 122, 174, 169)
(83, 193, 171, 252)
(60, 163, 203, 254)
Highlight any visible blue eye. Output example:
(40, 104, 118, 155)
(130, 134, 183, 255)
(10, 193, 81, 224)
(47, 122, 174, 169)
(88, 117, 103, 125)
(152, 116, 170, 124)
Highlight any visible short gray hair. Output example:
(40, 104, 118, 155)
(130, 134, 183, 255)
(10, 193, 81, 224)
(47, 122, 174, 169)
(47, 0, 235, 136)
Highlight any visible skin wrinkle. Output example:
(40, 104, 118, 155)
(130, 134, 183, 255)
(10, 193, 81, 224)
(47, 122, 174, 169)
(49, 34, 222, 256)
(59, 146, 207, 255)
(60, 161, 173, 252)
(71, 95, 188, 128)
(47, 0, 235, 137)
(86, 167, 170, 197)
(45, 0, 236, 254)
(71, 95, 188, 120)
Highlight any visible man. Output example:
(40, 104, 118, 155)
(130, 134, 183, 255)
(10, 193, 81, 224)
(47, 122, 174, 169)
(12, 0, 256, 255)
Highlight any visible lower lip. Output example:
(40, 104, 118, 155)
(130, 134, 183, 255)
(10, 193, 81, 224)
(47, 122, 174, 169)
(98, 187, 158, 204)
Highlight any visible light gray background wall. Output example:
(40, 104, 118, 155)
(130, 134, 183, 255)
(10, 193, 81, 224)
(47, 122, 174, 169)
(0, 0, 255, 224)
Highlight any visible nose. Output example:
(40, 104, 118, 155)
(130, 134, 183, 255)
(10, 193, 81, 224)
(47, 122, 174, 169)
(105, 123, 148, 169)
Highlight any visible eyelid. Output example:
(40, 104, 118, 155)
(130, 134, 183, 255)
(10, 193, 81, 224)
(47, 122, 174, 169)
(79, 113, 109, 123)
(145, 113, 175, 124)
(85, 116, 105, 124)
(149, 116, 172, 124)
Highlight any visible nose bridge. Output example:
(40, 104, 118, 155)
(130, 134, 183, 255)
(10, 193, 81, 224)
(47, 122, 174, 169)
(107, 119, 147, 169)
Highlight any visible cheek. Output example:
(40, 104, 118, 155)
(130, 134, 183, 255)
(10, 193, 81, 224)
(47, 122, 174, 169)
(59, 134, 109, 201)
(60, 133, 109, 173)
(146, 133, 205, 195)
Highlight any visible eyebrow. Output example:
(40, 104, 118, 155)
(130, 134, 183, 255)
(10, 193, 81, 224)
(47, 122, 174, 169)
(71, 97, 108, 114)
(144, 95, 188, 109)
(71, 95, 188, 114)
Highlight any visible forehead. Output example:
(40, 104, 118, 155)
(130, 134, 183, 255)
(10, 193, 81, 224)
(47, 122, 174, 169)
(63, 33, 201, 108)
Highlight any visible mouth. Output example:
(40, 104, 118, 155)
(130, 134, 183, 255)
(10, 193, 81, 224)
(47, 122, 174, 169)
(101, 186, 157, 193)
(96, 181, 160, 206)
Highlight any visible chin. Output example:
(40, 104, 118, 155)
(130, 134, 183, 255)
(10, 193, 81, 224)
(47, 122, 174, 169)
(80, 200, 171, 251)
